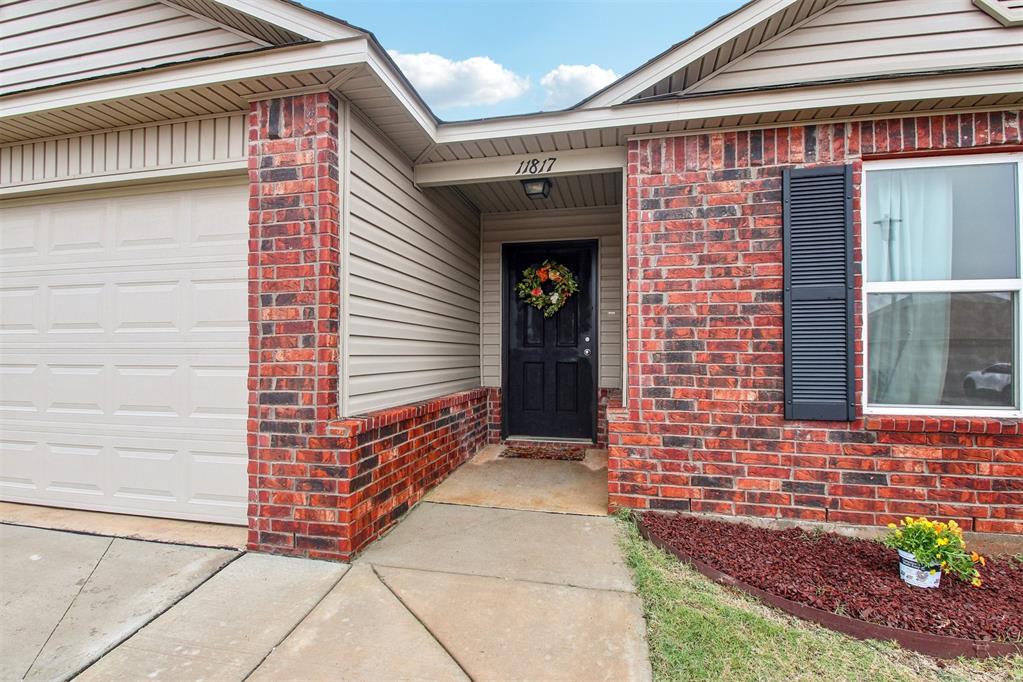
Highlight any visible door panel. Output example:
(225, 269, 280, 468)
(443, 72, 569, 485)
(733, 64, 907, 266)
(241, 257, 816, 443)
(503, 241, 597, 440)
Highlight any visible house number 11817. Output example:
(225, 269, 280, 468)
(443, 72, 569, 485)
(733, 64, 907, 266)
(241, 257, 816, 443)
(514, 157, 556, 175)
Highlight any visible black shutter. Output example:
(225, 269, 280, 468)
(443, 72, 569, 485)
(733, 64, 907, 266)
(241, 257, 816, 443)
(783, 165, 854, 421)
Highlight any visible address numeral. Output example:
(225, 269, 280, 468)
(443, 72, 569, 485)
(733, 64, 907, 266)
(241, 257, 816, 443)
(514, 157, 556, 175)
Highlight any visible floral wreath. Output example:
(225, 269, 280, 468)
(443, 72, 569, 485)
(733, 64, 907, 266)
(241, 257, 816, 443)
(516, 260, 579, 317)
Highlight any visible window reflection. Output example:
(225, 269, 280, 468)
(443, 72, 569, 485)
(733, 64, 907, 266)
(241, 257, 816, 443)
(868, 292, 1014, 408)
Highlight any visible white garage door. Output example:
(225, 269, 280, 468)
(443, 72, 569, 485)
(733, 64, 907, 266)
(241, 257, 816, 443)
(0, 179, 249, 524)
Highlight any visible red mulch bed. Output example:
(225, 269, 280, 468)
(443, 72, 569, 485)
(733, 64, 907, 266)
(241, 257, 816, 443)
(640, 512, 1023, 642)
(500, 443, 587, 461)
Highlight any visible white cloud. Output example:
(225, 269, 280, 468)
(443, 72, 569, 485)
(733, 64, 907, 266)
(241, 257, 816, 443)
(540, 64, 619, 109)
(388, 50, 530, 110)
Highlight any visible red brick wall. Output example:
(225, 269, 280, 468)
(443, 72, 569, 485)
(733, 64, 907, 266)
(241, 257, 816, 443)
(611, 110, 1023, 534)
(486, 386, 621, 448)
(487, 387, 502, 444)
(248, 93, 346, 558)
(597, 388, 622, 449)
(247, 93, 488, 560)
(327, 389, 489, 552)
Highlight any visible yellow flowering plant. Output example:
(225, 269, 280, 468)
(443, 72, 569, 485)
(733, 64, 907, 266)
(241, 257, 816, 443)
(883, 517, 985, 586)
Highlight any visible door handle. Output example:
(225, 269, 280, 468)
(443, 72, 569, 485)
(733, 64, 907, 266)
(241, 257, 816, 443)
(583, 349, 591, 356)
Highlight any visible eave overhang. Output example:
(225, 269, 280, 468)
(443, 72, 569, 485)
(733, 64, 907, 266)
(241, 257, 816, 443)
(1, 38, 365, 120)
(432, 68, 1023, 145)
(0, 37, 438, 157)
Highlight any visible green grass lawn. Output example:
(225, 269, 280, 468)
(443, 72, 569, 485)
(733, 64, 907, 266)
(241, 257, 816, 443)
(617, 514, 1023, 682)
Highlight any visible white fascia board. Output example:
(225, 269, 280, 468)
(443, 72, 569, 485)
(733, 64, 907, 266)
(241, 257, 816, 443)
(363, 43, 438, 137)
(434, 69, 1023, 145)
(0, 160, 247, 198)
(212, 0, 364, 40)
(415, 146, 626, 187)
(579, 0, 800, 109)
(974, 0, 1023, 27)
(0, 38, 369, 120)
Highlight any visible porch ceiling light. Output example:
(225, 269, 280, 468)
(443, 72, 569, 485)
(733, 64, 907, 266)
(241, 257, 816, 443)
(521, 178, 552, 200)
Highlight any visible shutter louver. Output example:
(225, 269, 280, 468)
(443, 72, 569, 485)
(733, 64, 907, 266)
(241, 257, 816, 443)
(783, 165, 854, 421)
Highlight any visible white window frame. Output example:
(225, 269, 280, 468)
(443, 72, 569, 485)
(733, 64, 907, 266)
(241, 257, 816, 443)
(862, 152, 1023, 419)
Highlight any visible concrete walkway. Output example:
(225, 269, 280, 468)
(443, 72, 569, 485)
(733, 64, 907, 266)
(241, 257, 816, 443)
(1, 524, 237, 681)
(2, 502, 650, 681)
(426, 445, 609, 516)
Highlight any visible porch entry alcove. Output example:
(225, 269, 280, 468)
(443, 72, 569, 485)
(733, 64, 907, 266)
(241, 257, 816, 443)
(464, 171, 625, 446)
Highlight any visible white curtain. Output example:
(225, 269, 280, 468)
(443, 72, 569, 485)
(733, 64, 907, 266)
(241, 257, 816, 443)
(868, 168, 955, 405)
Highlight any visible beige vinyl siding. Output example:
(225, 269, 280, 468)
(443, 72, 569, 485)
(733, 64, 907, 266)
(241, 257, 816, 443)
(691, 0, 1023, 93)
(0, 113, 246, 187)
(346, 112, 481, 416)
(0, 0, 264, 96)
(481, 207, 623, 390)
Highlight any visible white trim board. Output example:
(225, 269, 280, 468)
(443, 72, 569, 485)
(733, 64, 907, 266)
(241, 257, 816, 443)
(0, 159, 248, 198)
(212, 0, 364, 41)
(432, 69, 1023, 145)
(415, 147, 626, 187)
(0, 38, 368, 120)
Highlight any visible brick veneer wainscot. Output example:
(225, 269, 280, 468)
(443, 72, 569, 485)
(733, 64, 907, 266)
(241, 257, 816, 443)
(247, 93, 489, 559)
(326, 389, 489, 552)
(610, 111, 1023, 534)
(486, 387, 622, 448)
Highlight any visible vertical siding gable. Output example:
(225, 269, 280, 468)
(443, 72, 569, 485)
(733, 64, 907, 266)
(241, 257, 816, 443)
(0, 113, 247, 187)
(690, 0, 1023, 94)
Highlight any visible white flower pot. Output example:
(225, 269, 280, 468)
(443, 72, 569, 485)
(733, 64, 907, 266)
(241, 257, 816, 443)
(898, 549, 942, 588)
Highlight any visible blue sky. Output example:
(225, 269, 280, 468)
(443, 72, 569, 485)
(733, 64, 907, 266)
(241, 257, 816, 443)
(305, 1, 746, 120)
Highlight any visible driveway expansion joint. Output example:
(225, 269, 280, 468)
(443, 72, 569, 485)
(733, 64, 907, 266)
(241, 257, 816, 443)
(365, 560, 640, 596)
(370, 563, 477, 682)
(67, 549, 245, 681)
(240, 561, 349, 681)
(22, 537, 113, 680)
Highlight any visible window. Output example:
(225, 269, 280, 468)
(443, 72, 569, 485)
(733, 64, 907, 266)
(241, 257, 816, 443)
(864, 154, 1022, 416)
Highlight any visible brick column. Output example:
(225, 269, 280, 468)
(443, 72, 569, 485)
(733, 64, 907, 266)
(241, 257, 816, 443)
(247, 92, 348, 559)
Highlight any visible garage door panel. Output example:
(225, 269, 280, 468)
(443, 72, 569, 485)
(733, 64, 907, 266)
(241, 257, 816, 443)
(0, 211, 38, 256)
(114, 193, 182, 249)
(0, 428, 247, 523)
(112, 445, 182, 504)
(116, 280, 180, 332)
(192, 277, 247, 331)
(0, 286, 37, 333)
(0, 181, 248, 524)
(0, 186, 246, 268)
(51, 201, 106, 254)
(0, 363, 37, 412)
(49, 364, 105, 415)
(190, 364, 248, 419)
(0, 437, 37, 491)
(46, 442, 104, 497)
(0, 268, 246, 345)
(3, 349, 246, 425)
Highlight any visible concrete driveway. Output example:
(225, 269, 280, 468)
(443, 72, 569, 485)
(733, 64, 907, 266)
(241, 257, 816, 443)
(2, 503, 650, 681)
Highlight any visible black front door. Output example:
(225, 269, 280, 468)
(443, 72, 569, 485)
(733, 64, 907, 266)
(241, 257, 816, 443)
(503, 240, 597, 441)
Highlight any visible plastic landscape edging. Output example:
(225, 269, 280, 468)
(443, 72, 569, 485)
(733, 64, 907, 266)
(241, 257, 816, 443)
(638, 523, 1023, 660)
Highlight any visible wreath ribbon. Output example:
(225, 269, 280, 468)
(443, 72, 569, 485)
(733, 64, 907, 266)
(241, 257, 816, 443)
(516, 260, 580, 317)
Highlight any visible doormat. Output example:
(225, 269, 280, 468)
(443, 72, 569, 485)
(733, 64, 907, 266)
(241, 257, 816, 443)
(500, 443, 587, 461)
